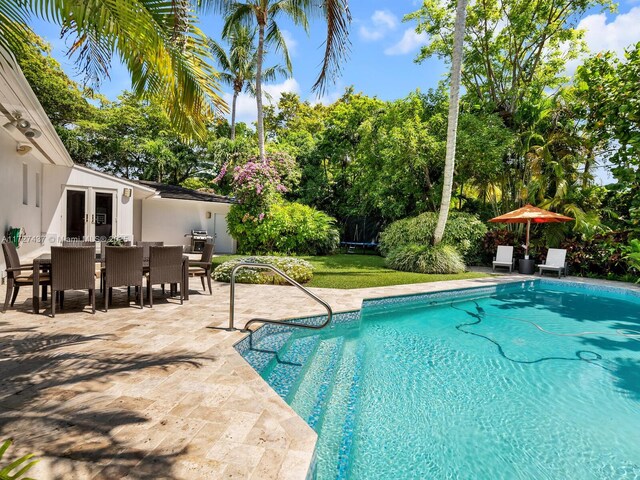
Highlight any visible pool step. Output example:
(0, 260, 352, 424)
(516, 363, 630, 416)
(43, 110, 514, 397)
(308, 338, 362, 480)
(288, 337, 345, 426)
(263, 335, 322, 400)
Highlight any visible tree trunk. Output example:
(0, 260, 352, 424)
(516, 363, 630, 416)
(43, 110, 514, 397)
(256, 21, 266, 161)
(433, 0, 468, 245)
(231, 88, 239, 140)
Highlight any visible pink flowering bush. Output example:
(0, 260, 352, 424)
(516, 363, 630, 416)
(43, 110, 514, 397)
(227, 153, 337, 255)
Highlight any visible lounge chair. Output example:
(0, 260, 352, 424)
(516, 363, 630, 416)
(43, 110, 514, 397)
(492, 246, 514, 273)
(537, 248, 567, 278)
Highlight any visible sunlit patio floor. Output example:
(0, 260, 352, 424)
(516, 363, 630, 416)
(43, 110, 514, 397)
(1, 272, 630, 479)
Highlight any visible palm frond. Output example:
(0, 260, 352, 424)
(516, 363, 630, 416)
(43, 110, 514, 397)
(312, 0, 351, 94)
(265, 21, 292, 73)
(10, 0, 226, 139)
(262, 64, 288, 82)
(222, 3, 255, 38)
(0, 4, 34, 65)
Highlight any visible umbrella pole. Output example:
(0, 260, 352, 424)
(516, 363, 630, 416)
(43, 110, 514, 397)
(526, 219, 531, 258)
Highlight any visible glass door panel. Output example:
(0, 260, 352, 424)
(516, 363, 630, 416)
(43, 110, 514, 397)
(66, 190, 86, 240)
(94, 192, 114, 240)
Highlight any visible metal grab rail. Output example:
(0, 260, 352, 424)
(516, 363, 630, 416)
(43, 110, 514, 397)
(229, 263, 333, 332)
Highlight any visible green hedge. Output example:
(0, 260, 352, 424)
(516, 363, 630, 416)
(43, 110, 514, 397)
(213, 256, 314, 284)
(379, 212, 487, 264)
(385, 243, 466, 274)
(228, 202, 339, 255)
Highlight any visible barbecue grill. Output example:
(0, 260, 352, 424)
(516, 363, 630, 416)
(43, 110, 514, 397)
(187, 229, 213, 253)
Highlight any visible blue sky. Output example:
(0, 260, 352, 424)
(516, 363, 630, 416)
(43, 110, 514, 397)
(30, 0, 640, 125)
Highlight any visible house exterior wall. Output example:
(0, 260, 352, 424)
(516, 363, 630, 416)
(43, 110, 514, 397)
(0, 131, 46, 273)
(141, 197, 236, 253)
(41, 165, 136, 246)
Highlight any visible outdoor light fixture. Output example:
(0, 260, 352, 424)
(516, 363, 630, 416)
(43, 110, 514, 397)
(16, 142, 32, 155)
(2, 120, 17, 132)
(123, 188, 132, 198)
(3, 112, 41, 139)
(23, 128, 41, 139)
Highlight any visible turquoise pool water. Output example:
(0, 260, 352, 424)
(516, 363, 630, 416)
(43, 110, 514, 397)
(236, 280, 640, 479)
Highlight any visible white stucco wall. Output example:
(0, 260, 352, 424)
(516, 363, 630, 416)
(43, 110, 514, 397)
(0, 130, 46, 272)
(141, 197, 236, 253)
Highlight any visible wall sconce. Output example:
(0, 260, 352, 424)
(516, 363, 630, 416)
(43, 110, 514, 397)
(206, 211, 212, 219)
(16, 142, 32, 155)
(123, 188, 132, 198)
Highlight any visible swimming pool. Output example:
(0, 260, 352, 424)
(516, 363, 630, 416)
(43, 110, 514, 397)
(235, 279, 640, 479)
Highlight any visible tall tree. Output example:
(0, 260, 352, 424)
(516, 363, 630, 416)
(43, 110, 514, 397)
(1, 0, 226, 138)
(208, 24, 287, 139)
(407, 0, 611, 126)
(219, 0, 351, 161)
(433, 0, 468, 245)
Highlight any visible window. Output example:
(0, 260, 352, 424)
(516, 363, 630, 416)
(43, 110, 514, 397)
(22, 164, 28, 205)
(35, 172, 41, 207)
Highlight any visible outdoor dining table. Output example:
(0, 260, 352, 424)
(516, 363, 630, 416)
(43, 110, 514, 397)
(31, 252, 190, 313)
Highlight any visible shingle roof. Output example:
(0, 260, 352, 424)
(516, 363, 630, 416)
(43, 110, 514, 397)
(138, 181, 234, 204)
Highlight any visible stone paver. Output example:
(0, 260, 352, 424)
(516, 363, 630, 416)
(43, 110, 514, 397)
(1, 271, 631, 479)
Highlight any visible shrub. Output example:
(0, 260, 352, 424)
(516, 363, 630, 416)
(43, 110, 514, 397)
(213, 256, 314, 284)
(379, 212, 487, 264)
(560, 231, 630, 278)
(385, 243, 466, 274)
(228, 202, 339, 255)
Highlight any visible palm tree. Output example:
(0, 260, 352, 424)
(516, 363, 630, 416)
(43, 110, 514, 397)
(218, 0, 351, 161)
(0, 0, 226, 139)
(208, 24, 287, 140)
(433, 0, 468, 245)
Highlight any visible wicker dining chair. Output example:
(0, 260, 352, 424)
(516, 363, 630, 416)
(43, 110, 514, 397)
(50, 246, 96, 317)
(188, 242, 214, 294)
(2, 242, 51, 313)
(63, 240, 96, 247)
(147, 246, 184, 307)
(135, 241, 164, 261)
(103, 246, 144, 311)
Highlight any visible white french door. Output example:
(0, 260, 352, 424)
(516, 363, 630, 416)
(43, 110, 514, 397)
(64, 187, 117, 240)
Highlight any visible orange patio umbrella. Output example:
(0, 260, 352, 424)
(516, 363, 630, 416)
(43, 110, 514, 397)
(489, 204, 573, 258)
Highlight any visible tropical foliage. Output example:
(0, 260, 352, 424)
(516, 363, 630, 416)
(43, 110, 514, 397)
(379, 212, 487, 264)
(208, 23, 287, 139)
(213, 256, 314, 284)
(1, 0, 225, 138)
(386, 243, 466, 274)
(0, 438, 37, 480)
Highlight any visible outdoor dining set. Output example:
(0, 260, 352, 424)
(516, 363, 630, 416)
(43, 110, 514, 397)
(2, 240, 214, 316)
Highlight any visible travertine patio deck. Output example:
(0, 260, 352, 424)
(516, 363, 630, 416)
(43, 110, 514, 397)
(2, 272, 618, 479)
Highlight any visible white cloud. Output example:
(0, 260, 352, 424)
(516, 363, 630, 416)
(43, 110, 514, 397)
(578, 7, 640, 57)
(372, 10, 398, 29)
(565, 7, 640, 76)
(359, 10, 398, 42)
(384, 29, 429, 56)
(281, 30, 297, 56)
(224, 78, 300, 125)
(311, 90, 343, 106)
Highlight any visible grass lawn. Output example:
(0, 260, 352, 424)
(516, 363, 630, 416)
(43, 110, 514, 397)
(212, 254, 489, 289)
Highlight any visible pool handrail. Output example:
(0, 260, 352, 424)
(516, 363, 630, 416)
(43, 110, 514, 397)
(228, 263, 333, 332)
